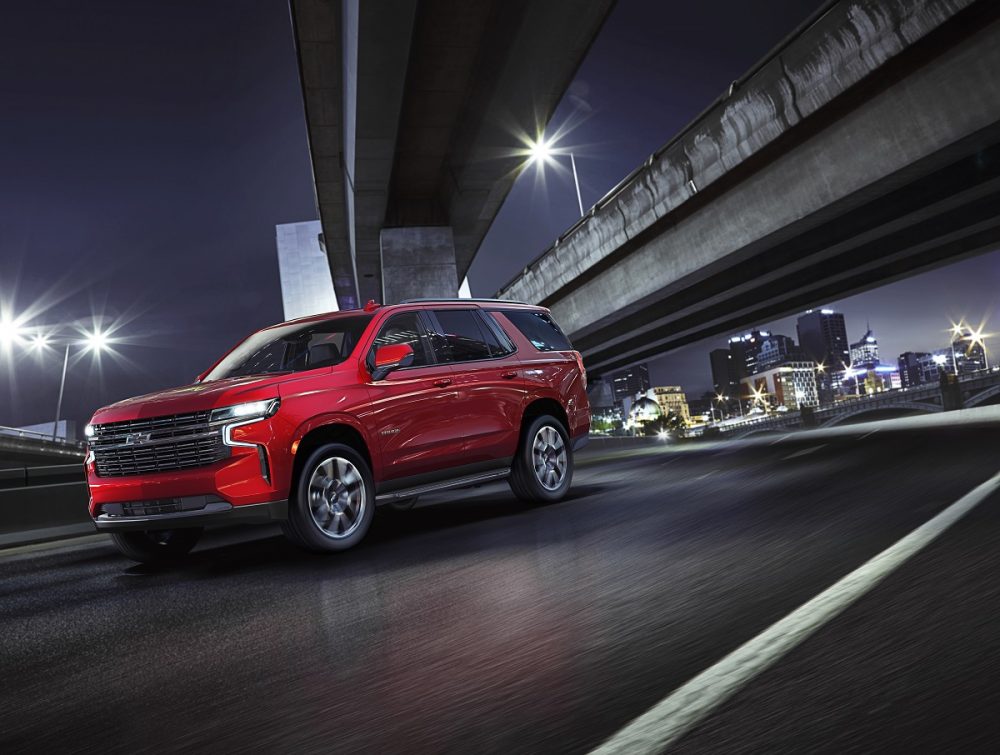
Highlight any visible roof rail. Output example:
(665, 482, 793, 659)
(398, 297, 530, 305)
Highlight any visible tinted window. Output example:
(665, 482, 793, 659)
(203, 315, 373, 381)
(372, 312, 432, 367)
(479, 312, 517, 356)
(427, 309, 495, 363)
(502, 311, 573, 351)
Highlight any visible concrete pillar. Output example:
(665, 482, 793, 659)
(379, 226, 459, 303)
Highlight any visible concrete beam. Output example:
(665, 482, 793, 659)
(496, 0, 1000, 375)
(380, 226, 458, 304)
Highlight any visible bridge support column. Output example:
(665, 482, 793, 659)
(379, 226, 459, 304)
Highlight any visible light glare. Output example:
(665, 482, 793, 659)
(528, 137, 552, 165)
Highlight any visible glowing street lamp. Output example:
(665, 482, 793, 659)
(51, 326, 113, 440)
(526, 135, 585, 217)
(0, 309, 121, 440)
(0, 315, 25, 351)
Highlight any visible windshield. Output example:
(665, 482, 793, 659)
(202, 315, 373, 382)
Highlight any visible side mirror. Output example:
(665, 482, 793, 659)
(371, 343, 415, 380)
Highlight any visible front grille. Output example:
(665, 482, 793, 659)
(90, 410, 230, 477)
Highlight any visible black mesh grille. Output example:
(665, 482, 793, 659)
(90, 411, 230, 477)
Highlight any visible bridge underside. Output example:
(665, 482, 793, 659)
(497, 1, 1000, 377)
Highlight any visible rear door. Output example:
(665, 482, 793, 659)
(424, 308, 524, 465)
(364, 311, 463, 484)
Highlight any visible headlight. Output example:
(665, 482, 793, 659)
(84, 424, 95, 438)
(211, 398, 280, 424)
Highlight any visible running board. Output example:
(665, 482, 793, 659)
(376, 468, 510, 503)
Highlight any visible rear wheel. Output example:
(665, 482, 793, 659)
(282, 443, 375, 552)
(110, 528, 202, 563)
(509, 414, 573, 503)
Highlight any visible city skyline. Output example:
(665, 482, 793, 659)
(644, 248, 1000, 396)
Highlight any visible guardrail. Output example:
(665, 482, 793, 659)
(0, 424, 85, 449)
(0, 463, 92, 548)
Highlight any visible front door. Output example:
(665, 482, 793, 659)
(365, 311, 461, 484)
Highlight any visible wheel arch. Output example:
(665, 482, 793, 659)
(521, 397, 570, 439)
(290, 421, 375, 496)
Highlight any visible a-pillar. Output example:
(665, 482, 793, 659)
(379, 226, 459, 304)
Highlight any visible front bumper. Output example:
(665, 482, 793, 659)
(92, 496, 288, 532)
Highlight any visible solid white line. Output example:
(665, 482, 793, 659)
(590, 469, 1000, 754)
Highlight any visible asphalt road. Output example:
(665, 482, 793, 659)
(3, 421, 1000, 753)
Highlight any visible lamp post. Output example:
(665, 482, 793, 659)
(528, 137, 585, 217)
(49, 328, 109, 440)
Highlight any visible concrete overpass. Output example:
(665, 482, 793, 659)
(496, 0, 1000, 376)
(289, 0, 614, 309)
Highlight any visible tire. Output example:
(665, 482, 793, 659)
(509, 414, 574, 504)
(110, 528, 202, 563)
(282, 443, 375, 552)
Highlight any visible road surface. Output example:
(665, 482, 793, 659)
(3, 420, 1000, 753)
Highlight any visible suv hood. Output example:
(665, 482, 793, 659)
(91, 374, 286, 425)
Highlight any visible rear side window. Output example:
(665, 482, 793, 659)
(501, 310, 573, 352)
(426, 309, 508, 362)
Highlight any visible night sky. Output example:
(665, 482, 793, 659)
(2, 0, 998, 432)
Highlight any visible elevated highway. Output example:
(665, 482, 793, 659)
(497, 0, 1000, 375)
(290, 0, 614, 308)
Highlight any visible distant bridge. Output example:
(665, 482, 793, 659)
(697, 370, 1000, 438)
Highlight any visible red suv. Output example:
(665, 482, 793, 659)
(85, 299, 589, 562)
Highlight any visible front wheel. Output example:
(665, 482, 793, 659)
(282, 443, 375, 552)
(509, 415, 573, 503)
(110, 528, 202, 563)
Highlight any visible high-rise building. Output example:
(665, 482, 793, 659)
(849, 326, 879, 368)
(796, 310, 850, 371)
(652, 386, 691, 424)
(951, 328, 988, 375)
(797, 309, 849, 404)
(275, 220, 339, 321)
(898, 351, 934, 388)
(709, 348, 738, 397)
(727, 329, 771, 378)
(756, 334, 799, 372)
(611, 364, 651, 403)
(742, 361, 820, 411)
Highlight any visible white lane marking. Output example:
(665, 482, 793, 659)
(590, 469, 1000, 754)
(858, 428, 879, 440)
(780, 444, 826, 461)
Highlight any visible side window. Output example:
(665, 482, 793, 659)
(371, 313, 432, 367)
(502, 310, 573, 352)
(426, 309, 496, 363)
(479, 312, 516, 356)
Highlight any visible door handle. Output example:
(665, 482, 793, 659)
(433, 378, 452, 387)
(501, 371, 518, 379)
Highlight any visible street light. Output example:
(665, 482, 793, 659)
(0, 312, 117, 440)
(51, 326, 112, 440)
(526, 136, 585, 217)
(0, 315, 25, 350)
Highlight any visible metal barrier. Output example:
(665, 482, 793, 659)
(0, 463, 92, 548)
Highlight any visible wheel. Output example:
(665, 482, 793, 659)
(110, 528, 202, 563)
(282, 443, 375, 552)
(509, 414, 573, 503)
